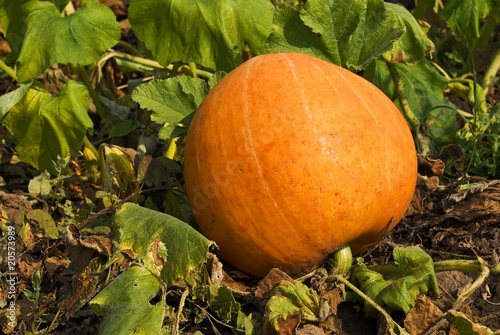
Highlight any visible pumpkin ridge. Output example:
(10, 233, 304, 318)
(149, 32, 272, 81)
(184, 53, 417, 277)
(240, 57, 302, 257)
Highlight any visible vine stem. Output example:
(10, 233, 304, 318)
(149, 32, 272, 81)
(482, 48, 500, 94)
(367, 259, 499, 275)
(453, 257, 490, 309)
(386, 61, 429, 155)
(98, 50, 214, 80)
(0, 58, 18, 81)
(173, 287, 190, 335)
(333, 274, 410, 335)
(75, 64, 107, 121)
(328, 244, 353, 276)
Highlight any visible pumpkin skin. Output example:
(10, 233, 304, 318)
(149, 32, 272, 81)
(184, 53, 417, 278)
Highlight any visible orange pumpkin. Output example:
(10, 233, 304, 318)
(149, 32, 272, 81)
(183, 53, 417, 278)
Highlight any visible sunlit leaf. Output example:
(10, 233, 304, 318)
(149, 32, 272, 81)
(266, 0, 405, 70)
(128, 0, 274, 71)
(1, 81, 92, 174)
(383, 3, 435, 64)
(15, 1, 120, 82)
(132, 76, 208, 139)
(90, 266, 165, 335)
(113, 203, 214, 288)
(264, 280, 320, 331)
(0, 82, 31, 118)
(350, 246, 440, 317)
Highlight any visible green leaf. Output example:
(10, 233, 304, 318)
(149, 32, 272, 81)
(132, 76, 211, 139)
(113, 203, 214, 288)
(425, 107, 459, 146)
(27, 171, 52, 199)
(15, 1, 120, 82)
(90, 266, 165, 335)
(26, 209, 59, 239)
(209, 285, 243, 326)
(439, 0, 491, 40)
(350, 246, 440, 317)
(266, 0, 405, 70)
(49, 0, 70, 12)
(0, 82, 31, 119)
(128, 0, 274, 71)
(1, 81, 92, 175)
(0, 0, 34, 64)
(364, 59, 455, 121)
(383, 3, 435, 64)
(264, 280, 320, 331)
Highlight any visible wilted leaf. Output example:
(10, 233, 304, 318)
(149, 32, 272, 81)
(26, 209, 59, 239)
(28, 171, 52, 199)
(2, 81, 92, 175)
(90, 266, 165, 335)
(14, 1, 120, 82)
(266, 0, 405, 70)
(350, 246, 440, 317)
(264, 280, 320, 332)
(113, 203, 214, 288)
(383, 3, 434, 64)
(99, 144, 138, 196)
(449, 310, 498, 335)
(209, 285, 246, 327)
(403, 295, 443, 335)
(128, 0, 274, 71)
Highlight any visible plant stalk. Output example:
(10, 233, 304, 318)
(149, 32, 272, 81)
(333, 274, 409, 334)
(482, 48, 500, 94)
(386, 62, 420, 131)
(367, 259, 499, 275)
(328, 244, 353, 276)
(0, 58, 18, 81)
(452, 257, 489, 310)
(76, 64, 107, 121)
(386, 61, 429, 154)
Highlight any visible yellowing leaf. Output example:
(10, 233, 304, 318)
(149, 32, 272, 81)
(1, 81, 92, 175)
(90, 266, 165, 335)
(113, 203, 214, 288)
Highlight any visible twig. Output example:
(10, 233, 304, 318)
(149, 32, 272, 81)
(333, 274, 410, 334)
(482, 48, 500, 94)
(173, 287, 190, 335)
(452, 257, 490, 310)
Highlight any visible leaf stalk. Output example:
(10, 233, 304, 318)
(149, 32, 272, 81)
(333, 274, 409, 334)
(0, 58, 18, 81)
(386, 61, 429, 154)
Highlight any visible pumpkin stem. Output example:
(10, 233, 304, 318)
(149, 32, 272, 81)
(329, 244, 353, 276)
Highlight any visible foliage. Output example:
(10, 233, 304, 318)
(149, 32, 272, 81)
(0, 0, 498, 334)
(350, 246, 439, 317)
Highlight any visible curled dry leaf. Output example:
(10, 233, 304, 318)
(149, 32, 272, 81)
(404, 295, 445, 335)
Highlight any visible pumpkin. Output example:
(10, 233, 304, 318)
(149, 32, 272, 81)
(183, 53, 417, 278)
